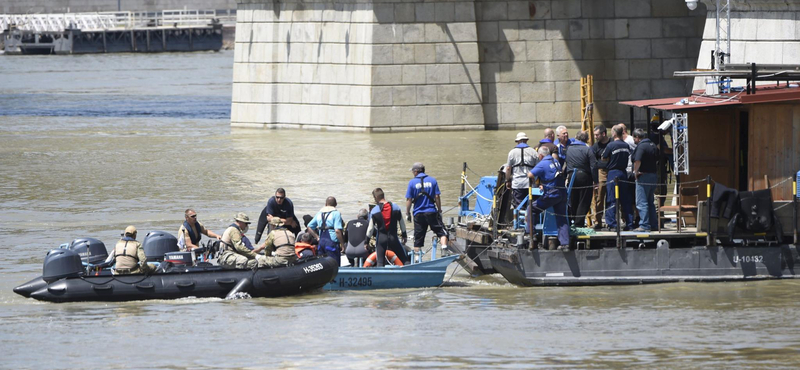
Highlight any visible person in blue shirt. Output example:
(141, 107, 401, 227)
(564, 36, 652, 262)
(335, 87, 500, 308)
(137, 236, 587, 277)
(405, 162, 448, 254)
(526, 146, 570, 250)
(602, 125, 634, 230)
(306, 196, 345, 265)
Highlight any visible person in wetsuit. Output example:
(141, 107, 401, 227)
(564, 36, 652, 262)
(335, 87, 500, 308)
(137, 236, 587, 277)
(255, 188, 301, 243)
(368, 188, 409, 266)
(344, 208, 371, 266)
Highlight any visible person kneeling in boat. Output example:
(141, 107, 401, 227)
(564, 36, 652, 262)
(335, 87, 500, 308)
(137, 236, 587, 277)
(343, 208, 371, 266)
(109, 225, 154, 275)
(294, 232, 316, 259)
(366, 188, 409, 266)
(526, 147, 571, 251)
(259, 218, 298, 267)
(219, 212, 267, 269)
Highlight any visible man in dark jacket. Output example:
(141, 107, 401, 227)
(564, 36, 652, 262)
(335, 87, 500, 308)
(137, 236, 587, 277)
(255, 188, 301, 243)
(565, 131, 597, 227)
(591, 126, 611, 229)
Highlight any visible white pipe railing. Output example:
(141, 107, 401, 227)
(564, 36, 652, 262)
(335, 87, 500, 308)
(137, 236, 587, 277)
(1, 10, 235, 33)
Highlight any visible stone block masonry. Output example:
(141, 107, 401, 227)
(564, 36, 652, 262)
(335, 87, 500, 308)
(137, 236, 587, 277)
(232, 0, 483, 131)
(232, 0, 707, 131)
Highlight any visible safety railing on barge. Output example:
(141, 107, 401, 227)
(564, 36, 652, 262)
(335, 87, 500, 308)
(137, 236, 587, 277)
(0, 9, 236, 33)
(458, 162, 800, 249)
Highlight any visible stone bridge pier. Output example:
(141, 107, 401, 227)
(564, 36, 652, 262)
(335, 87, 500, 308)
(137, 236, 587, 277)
(231, 0, 708, 131)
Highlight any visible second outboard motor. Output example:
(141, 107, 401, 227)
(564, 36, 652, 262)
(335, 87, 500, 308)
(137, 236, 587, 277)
(43, 249, 84, 282)
(67, 238, 108, 264)
(142, 231, 179, 262)
(164, 251, 194, 266)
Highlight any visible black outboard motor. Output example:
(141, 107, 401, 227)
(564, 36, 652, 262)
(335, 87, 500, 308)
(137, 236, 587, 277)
(164, 251, 194, 266)
(142, 230, 179, 262)
(43, 249, 85, 282)
(67, 238, 108, 264)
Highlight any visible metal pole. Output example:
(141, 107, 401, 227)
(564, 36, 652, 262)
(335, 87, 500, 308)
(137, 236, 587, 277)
(458, 162, 466, 224)
(706, 175, 713, 246)
(629, 107, 634, 133)
(615, 177, 621, 248)
(793, 179, 797, 245)
(529, 186, 535, 250)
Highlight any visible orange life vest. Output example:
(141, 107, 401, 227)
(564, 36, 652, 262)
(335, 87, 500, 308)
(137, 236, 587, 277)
(363, 250, 404, 267)
(295, 242, 316, 258)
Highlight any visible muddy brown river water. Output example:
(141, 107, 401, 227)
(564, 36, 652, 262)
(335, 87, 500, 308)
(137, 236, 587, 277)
(1, 51, 799, 369)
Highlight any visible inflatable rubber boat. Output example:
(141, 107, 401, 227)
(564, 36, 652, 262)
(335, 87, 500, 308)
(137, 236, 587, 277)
(13, 231, 338, 303)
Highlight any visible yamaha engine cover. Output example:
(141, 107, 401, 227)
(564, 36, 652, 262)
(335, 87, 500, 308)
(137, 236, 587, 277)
(142, 231, 179, 262)
(43, 249, 85, 282)
(164, 251, 194, 266)
(67, 238, 108, 264)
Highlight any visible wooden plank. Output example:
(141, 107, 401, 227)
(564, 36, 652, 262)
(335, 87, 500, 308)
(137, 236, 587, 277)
(455, 227, 493, 244)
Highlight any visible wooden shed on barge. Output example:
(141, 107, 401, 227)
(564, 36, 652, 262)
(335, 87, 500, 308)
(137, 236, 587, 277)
(619, 81, 800, 243)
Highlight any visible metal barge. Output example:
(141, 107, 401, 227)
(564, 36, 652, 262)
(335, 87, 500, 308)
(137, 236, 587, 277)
(451, 78, 800, 286)
(1, 10, 231, 54)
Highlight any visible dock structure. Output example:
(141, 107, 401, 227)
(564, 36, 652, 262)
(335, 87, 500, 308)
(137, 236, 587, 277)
(1, 9, 235, 54)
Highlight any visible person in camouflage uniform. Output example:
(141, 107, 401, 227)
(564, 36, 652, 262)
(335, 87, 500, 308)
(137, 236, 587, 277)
(219, 213, 265, 269)
(259, 218, 298, 267)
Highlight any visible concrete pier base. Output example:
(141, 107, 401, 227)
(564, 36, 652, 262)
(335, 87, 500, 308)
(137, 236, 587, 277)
(232, 0, 708, 131)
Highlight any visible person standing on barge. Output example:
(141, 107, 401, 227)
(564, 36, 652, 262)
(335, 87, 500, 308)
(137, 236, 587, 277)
(505, 132, 539, 209)
(406, 162, 448, 254)
(565, 131, 596, 228)
(603, 126, 634, 231)
(526, 147, 570, 251)
(632, 128, 659, 232)
(592, 126, 611, 229)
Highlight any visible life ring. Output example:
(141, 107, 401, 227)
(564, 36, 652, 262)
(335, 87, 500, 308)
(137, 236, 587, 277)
(363, 250, 404, 267)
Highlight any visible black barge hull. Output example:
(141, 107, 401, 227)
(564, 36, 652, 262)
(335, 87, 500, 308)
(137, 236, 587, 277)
(489, 245, 800, 287)
(14, 257, 338, 303)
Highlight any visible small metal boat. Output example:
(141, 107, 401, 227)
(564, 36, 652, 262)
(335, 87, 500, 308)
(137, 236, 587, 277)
(324, 254, 459, 291)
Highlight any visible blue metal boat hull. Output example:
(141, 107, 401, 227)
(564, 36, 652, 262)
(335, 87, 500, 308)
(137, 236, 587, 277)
(324, 255, 458, 290)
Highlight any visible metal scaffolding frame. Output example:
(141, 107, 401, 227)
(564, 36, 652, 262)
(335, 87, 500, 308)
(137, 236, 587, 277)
(672, 113, 689, 175)
(714, 0, 731, 71)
